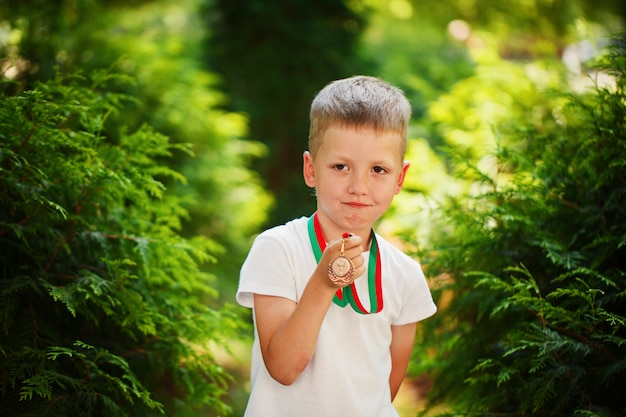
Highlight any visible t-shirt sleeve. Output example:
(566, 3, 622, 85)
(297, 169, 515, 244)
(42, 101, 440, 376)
(236, 232, 298, 308)
(393, 261, 437, 325)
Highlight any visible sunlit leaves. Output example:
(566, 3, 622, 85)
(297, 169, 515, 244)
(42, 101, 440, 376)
(417, 35, 626, 416)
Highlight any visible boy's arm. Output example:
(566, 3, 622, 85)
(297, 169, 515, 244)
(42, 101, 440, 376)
(253, 235, 365, 386)
(253, 283, 333, 385)
(389, 322, 418, 400)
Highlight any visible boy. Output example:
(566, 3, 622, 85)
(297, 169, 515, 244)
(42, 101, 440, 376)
(237, 75, 437, 417)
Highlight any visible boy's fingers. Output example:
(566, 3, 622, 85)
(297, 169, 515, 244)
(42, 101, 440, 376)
(340, 233, 362, 250)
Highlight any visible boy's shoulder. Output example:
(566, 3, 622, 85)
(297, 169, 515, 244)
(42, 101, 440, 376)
(253, 216, 310, 250)
(259, 216, 308, 238)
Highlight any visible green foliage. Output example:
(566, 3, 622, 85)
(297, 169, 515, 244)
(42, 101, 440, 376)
(0, 71, 243, 416)
(403, 0, 625, 57)
(360, 1, 475, 125)
(88, 0, 273, 297)
(417, 36, 626, 416)
(204, 0, 369, 226)
(1, 0, 273, 300)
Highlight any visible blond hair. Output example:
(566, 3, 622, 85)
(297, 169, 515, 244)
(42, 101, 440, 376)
(308, 75, 411, 157)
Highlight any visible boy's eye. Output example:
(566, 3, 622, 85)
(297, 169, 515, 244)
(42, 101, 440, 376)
(372, 166, 387, 174)
(333, 164, 348, 171)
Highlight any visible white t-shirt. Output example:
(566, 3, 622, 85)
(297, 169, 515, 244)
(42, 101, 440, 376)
(237, 216, 437, 417)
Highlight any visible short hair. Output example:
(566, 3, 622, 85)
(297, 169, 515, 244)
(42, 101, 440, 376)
(308, 75, 411, 157)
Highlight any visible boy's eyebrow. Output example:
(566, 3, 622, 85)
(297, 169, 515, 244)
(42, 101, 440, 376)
(329, 155, 397, 167)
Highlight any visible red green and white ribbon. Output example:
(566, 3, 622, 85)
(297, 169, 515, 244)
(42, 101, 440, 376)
(307, 212, 383, 314)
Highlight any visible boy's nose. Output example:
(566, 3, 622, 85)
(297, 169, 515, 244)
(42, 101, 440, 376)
(348, 172, 368, 195)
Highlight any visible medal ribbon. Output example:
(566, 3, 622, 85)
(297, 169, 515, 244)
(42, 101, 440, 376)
(307, 212, 383, 314)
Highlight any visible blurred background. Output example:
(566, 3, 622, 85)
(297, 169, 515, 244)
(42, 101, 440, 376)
(1, 1, 625, 416)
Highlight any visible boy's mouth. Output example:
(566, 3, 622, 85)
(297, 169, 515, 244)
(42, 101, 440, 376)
(344, 201, 370, 208)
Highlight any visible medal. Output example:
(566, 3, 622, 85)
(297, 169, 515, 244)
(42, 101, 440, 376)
(307, 212, 383, 314)
(327, 235, 355, 287)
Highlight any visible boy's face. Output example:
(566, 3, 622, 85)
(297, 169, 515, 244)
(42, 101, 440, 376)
(303, 124, 410, 238)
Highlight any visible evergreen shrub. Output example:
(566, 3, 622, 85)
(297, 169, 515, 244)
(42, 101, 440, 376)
(420, 35, 626, 417)
(0, 71, 241, 416)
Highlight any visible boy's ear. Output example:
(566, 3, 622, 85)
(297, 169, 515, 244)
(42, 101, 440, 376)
(303, 151, 316, 188)
(394, 161, 411, 194)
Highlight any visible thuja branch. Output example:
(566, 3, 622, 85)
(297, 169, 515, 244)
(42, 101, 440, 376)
(530, 309, 617, 360)
(44, 189, 93, 272)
